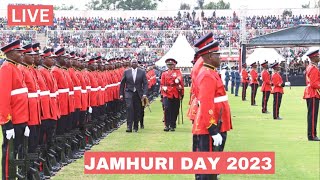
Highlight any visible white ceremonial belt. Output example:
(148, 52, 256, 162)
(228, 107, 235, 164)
(50, 93, 57, 97)
(105, 84, 111, 88)
(74, 86, 81, 90)
(28, 92, 39, 98)
(39, 91, 50, 96)
(58, 88, 69, 93)
(214, 95, 228, 103)
(117, 82, 121, 85)
(98, 86, 101, 90)
(37, 90, 41, 94)
(91, 88, 99, 92)
(81, 89, 87, 93)
(69, 91, 74, 95)
(11, 87, 28, 96)
(86, 86, 91, 90)
(101, 87, 106, 91)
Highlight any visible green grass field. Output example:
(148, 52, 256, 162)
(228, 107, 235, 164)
(1, 87, 319, 180)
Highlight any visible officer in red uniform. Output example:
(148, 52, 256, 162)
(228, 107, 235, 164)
(0, 40, 30, 180)
(260, 61, 271, 113)
(193, 40, 232, 180)
(303, 49, 320, 141)
(241, 63, 249, 101)
(51, 48, 70, 135)
(161, 58, 184, 131)
(271, 62, 284, 120)
(19, 44, 41, 153)
(188, 33, 213, 123)
(250, 62, 259, 105)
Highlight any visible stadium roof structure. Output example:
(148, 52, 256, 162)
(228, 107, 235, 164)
(245, 25, 320, 48)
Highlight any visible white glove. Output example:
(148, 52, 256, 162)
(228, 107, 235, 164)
(285, 82, 291, 86)
(162, 86, 168, 91)
(89, 107, 93, 114)
(175, 78, 180, 84)
(24, 126, 30, 137)
(6, 129, 15, 140)
(211, 133, 223, 146)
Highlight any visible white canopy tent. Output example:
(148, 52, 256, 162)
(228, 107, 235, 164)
(155, 34, 195, 68)
(246, 48, 285, 65)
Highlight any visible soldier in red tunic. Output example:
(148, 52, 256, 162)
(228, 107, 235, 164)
(160, 58, 184, 131)
(303, 49, 320, 141)
(0, 40, 30, 180)
(260, 61, 271, 113)
(241, 63, 249, 101)
(250, 62, 259, 105)
(192, 40, 232, 180)
(271, 62, 284, 120)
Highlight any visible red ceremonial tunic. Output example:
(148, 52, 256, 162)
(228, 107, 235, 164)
(0, 60, 29, 125)
(18, 64, 41, 126)
(160, 69, 184, 99)
(241, 69, 249, 83)
(250, 69, 258, 84)
(51, 66, 70, 115)
(88, 70, 99, 107)
(261, 69, 272, 92)
(271, 72, 284, 94)
(39, 66, 60, 120)
(192, 65, 232, 135)
(69, 68, 82, 109)
(303, 64, 320, 99)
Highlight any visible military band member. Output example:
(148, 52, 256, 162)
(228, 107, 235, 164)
(271, 63, 284, 120)
(192, 40, 232, 180)
(250, 62, 259, 106)
(261, 61, 271, 113)
(0, 40, 30, 180)
(303, 49, 320, 141)
(241, 63, 249, 101)
(161, 58, 184, 131)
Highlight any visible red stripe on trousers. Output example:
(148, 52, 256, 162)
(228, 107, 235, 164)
(312, 98, 315, 138)
(276, 93, 278, 118)
(5, 143, 9, 180)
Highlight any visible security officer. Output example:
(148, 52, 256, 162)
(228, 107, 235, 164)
(250, 62, 259, 106)
(241, 63, 249, 101)
(230, 66, 235, 94)
(303, 49, 320, 141)
(234, 66, 241, 96)
(271, 62, 284, 120)
(0, 40, 30, 179)
(224, 67, 230, 91)
(261, 61, 271, 113)
(192, 40, 232, 180)
(161, 58, 184, 131)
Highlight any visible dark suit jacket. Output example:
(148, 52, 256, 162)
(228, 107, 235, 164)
(120, 68, 148, 99)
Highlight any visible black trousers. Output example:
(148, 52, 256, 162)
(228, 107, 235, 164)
(164, 97, 180, 128)
(79, 110, 87, 129)
(251, 84, 258, 105)
(28, 125, 39, 153)
(262, 91, 271, 113)
(2, 123, 26, 180)
(56, 115, 68, 135)
(125, 92, 142, 130)
(306, 98, 319, 139)
(73, 109, 80, 129)
(39, 119, 56, 149)
(242, 82, 248, 101)
(140, 105, 145, 127)
(273, 93, 283, 119)
(224, 80, 229, 91)
(235, 82, 240, 96)
(193, 133, 227, 180)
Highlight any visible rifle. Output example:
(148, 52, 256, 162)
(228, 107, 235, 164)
(213, 108, 223, 152)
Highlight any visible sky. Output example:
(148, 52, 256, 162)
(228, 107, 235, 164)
(0, 0, 316, 10)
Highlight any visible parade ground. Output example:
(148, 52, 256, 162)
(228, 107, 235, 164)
(1, 87, 319, 180)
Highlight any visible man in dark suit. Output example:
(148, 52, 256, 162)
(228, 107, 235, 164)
(120, 59, 148, 132)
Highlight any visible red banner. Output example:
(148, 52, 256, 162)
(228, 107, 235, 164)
(7, 5, 53, 26)
(84, 152, 275, 174)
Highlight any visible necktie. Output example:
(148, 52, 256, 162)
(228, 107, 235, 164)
(133, 69, 137, 92)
